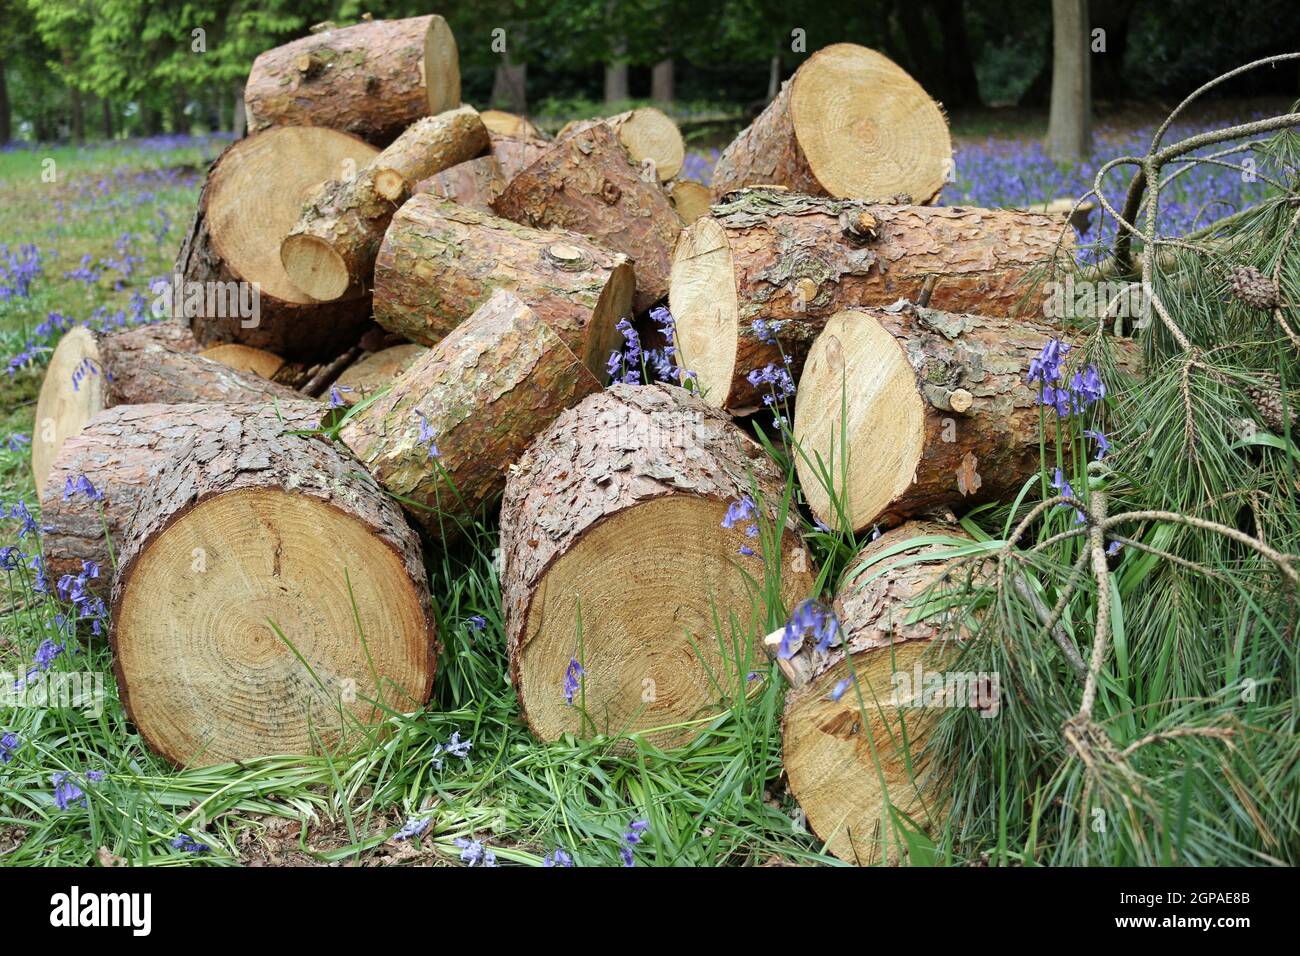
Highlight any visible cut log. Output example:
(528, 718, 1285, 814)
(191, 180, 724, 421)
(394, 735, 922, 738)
(31, 324, 301, 500)
(500, 384, 816, 747)
(481, 110, 543, 140)
(281, 106, 490, 301)
(332, 343, 428, 406)
(110, 421, 436, 767)
(244, 15, 460, 146)
(670, 189, 1070, 412)
(489, 132, 550, 183)
(199, 343, 286, 379)
(175, 127, 378, 360)
(793, 304, 1141, 533)
(668, 180, 711, 225)
(710, 44, 951, 203)
(493, 122, 683, 312)
(557, 107, 684, 182)
(373, 194, 634, 377)
(782, 522, 966, 865)
(41, 401, 323, 583)
(415, 155, 506, 212)
(342, 290, 600, 537)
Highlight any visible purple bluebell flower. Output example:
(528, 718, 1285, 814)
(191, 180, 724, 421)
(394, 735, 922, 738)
(5, 434, 29, 452)
(171, 835, 210, 853)
(0, 546, 20, 570)
(721, 495, 756, 530)
(1026, 339, 1071, 386)
(751, 319, 783, 345)
(52, 772, 86, 810)
(415, 411, 440, 459)
(326, 384, 353, 409)
(431, 730, 472, 770)
(455, 838, 498, 867)
(738, 545, 756, 557)
(543, 846, 574, 867)
(829, 677, 853, 702)
(0, 732, 19, 764)
(779, 600, 841, 659)
(1085, 429, 1111, 460)
(467, 615, 487, 632)
(1051, 468, 1086, 523)
(394, 816, 432, 840)
(563, 657, 584, 706)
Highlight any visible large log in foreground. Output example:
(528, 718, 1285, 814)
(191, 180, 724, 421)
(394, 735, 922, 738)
(793, 304, 1141, 534)
(175, 127, 378, 359)
(669, 189, 1069, 412)
(32, 324, 300, 500)
(281, 106, 489, 301)
(501, 384, 816, 748)
(782, 522, 966, 865)
(373, 194, 634, 376)
(493, 122, 683, 312)
(244, 15, 460, 146)
(110, 421, 436, 767)
(710, 43, 951, 203)
(341, 290, 600, 537)
(41, 401, 323, 582)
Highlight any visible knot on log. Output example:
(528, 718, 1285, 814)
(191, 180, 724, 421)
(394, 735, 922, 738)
(543, 242, 593, 273)
(599, 178, 622, 205)
(839, 208, 880, 243)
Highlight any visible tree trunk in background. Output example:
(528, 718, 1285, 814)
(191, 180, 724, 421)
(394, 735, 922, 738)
(492, 57, 528, 113)
(232, 83, 246, 138)
(100, 98, 114, 139)
(605, 57, 629, 103)
(0, 62, 10, 146)
(1090, 0, 1135, 99)
(1046, 0, 1092, 162)
(935, 0, 981, 108)
(142, 104, 162, 136)
(652, 59, 674, 103)
(170, 86, 187, 134)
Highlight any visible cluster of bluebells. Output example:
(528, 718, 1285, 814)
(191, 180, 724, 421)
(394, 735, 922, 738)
(563, 656, 584, 706)
(745, 320, 796, 428)
(455, 837, 498, 867)
(466, 614, 487, 633)
(56, 559, 108, 637)
(1026, 340, 1106, 418)
(414, 411, 440, 459)
(171, 835, 211, 854)
(605, 307, 694, 387)
(543, 846, 574, 867)
(0, 243, 42, 302)
(15, 637, 66, 691)
(620, 819, 648, 867)
(607, 317, 644, 385)
(5, 433, 30, 453)
(6, 305, 156, 379)
(62, 473, 103, 503)
(0, 731, 19, 765)
(393, 816, 432, 841)
(777, 600, 842, 660)
(721, 494, 760, 558)
(52, 769, 104, 811)
(431, 730, 472, 771)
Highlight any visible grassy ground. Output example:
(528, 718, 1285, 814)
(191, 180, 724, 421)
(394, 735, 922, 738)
(0, 101, 1292, 866)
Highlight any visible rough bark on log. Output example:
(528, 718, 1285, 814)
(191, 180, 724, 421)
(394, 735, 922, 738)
(556, 107, 684, 182)
(110, 420, 436, 767)
(40, 401, 322, 583)
(332, 343, 428, 406)
(415, 155, 506, 212)
(341, 290, 600, 538)
(793, 304, 1141, 533)
(244, 15, 460, 146)
(782, 522, 966, 864)
(493, 122, 683, 312)
(489, 132, 551, 183)
(710, 43, 951, 203)
(670, 189, 1071, 412)
(280, 106, 490, 301)
(500, 383, 816, 747)
(175, 128, 378, 359)
(373, 194, 634, 376)
(32, 324, 301, 500)
(481, 110, 543, 140)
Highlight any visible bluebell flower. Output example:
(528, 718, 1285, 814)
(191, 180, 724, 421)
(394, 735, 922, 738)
(455, 838, 498, 867)
(1085, 429, 1111, 460)
(431, 730, 472, 770)
(543, 846, 574, 867)
(415, 411, 440, 459)
(829, 677, 853, 702)
(0, 732, 19, 764)
(779, 600, 841, 659)
(52, 772, 86, 810)
(467, 615, 487, 632)
(721, 495, 756, 530)
(326, 384, 353, 409)
(171, 835, 210, 853)
(563, 657, 584, 706)
(394, 816, 432, 841)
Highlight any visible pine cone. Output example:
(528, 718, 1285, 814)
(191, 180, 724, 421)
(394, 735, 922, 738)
(1228, 264, 1281, 311)
(1246, 372, 1298, 433)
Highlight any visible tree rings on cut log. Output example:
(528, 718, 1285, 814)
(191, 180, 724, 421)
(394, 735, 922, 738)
(331, 344, 428, 406)
(110, 424, 436, 767)
(782, 522, 967, 864)
(711, 44, 951, 203)
(32, 324, 299, 500)
(341, 290, 600, 537)
(244, 15, 460, 146)
(199, 344, 286, 379)
(481, 110, 543, 140)
(669, 190, 1070, 412)
(668, 180, 711, 224)
(175, 127, 378, 359)
(558, 107, 685, 182)
(501, 384, 816, 747)
(373, 194, 633, 377)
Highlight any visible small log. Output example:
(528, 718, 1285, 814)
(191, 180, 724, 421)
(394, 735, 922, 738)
(781, 522, 966, 865)
(500, 384, 816, 747)
(199, 343, 286, 379)
(110, 420, 437, 767)
(710, 43, 951, 203)
(793, 304, 1141, 533)
(40, 401, 323, 583)
(670, 189, 1071, 412)
(415, 155, 506, 212)
(493, 122, 683, 312)
(481, 110, 543, 140)
(32, 324, 301, 500)
(373, 194, 634, 376)
(332, 343, 428, 406)
(341, 290, 600, 537)
(557, 107, 684, 182)
(175, 128, 378, 360)
(668, 180, 711, 225)
(281, 106, 490, 301)
(244, 15, 460, 146)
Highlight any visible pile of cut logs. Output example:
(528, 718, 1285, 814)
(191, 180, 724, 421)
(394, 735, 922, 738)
(31, 15, 1123, 864)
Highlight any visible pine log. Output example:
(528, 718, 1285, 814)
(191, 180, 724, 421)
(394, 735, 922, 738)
(490, 132, 551, 183)
(670, 189, 1071, 412)
(415, 155, 506, 212)
(481, 110, 543, 140)
(41, 401, 323, 583)
(341, 290, 600, 538)
(32, 324, 301, 500)
(557, 107, 684, 182)
(280, 106, 490, 302)
(198, 343, 286, 379)
(781, 522, 966, 865)
(373, 194, 634, 376)
(244, 15, 460, 146)
(175, 128, 378, 360)
(710, 44, 951, 203)
(668, 180, 712, 225)
(332, 344, 428, 406)
(500, 384, 816, 747)
(110, 421, 436, 767)
(493, 122, 683, 312)
(793, 304, 1141, 533)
